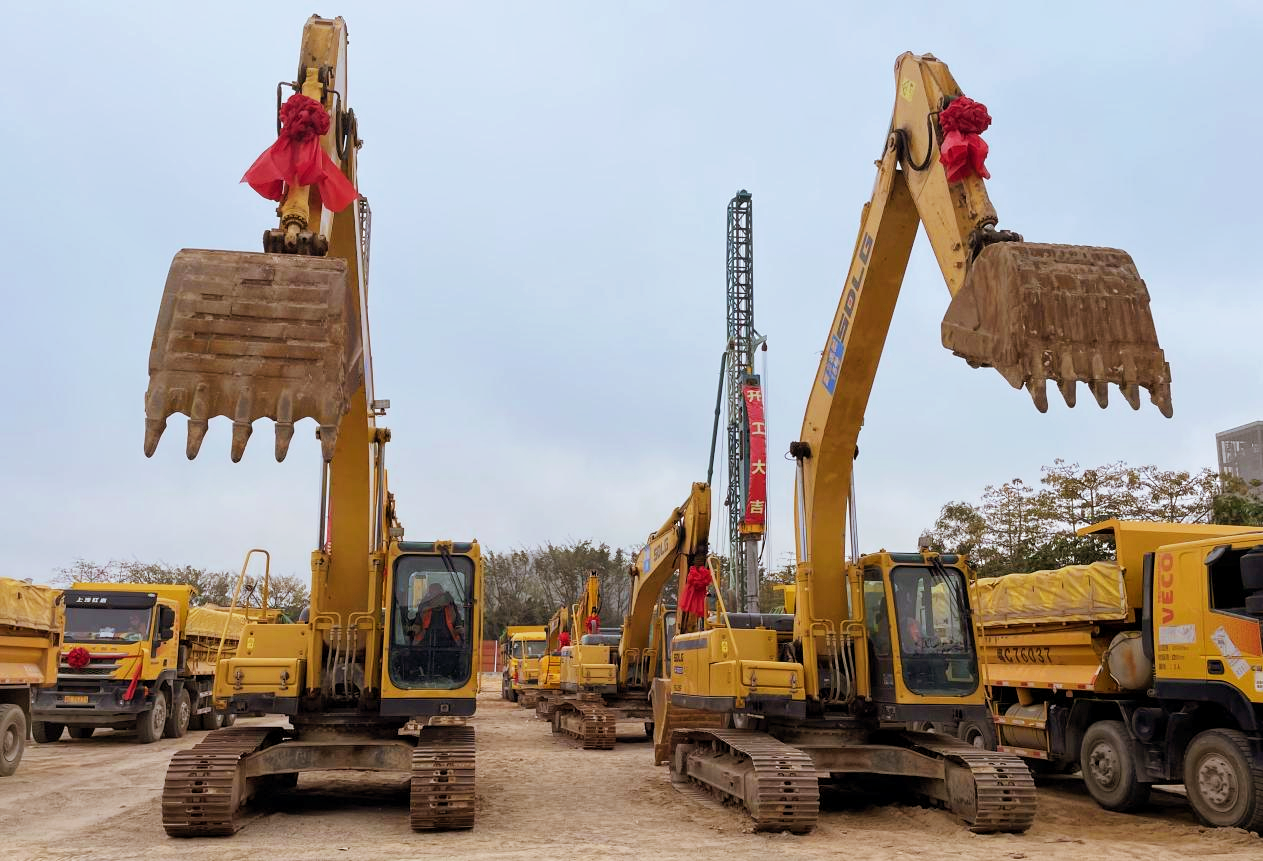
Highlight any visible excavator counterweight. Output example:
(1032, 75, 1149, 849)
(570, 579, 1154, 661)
(944, 241, 1171, 416)
(144, 249, 361, 462)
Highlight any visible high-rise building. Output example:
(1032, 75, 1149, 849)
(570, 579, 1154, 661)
(1216, 421, 1263, 495)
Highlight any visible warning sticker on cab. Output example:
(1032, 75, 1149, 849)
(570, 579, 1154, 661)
(1158, 624, 1196, 645)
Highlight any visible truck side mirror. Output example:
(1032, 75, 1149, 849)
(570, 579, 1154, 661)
(158, 605, 176, 641)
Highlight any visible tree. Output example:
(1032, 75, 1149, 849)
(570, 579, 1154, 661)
(56, 559, 309, 620)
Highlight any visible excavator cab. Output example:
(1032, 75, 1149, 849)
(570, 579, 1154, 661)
(859, 553, 980, 712)
(386, 547, 480, 696)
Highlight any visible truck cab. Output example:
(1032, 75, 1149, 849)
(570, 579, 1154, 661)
(33, 583, 187, 743)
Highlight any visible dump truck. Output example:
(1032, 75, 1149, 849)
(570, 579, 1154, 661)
(0, 577, 62, 775)
(500, 626, 547, 705)
(32, 584, 243, 744)
(967, 520, 1263, 830)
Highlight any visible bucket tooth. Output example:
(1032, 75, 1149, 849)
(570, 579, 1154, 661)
(1150, 381, 1174, 419)
(942, 242, 1172, 416)
(230, 422, 253, 462)
(1025, 378, 1048, 413)
(1088, 381, 1109, 409)
(186, 420, 209, 460)
(1121, 384, 1141, 411)
(319, 425, 339, 462)
(144, 417, 168, 458)
(275, 423, 295, 462)
(1057, 379, 1076, 408)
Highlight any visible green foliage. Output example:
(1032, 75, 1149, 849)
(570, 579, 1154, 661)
(922, 460, 1234, 577)
(483, 540, 635, 638)
(56, 559, 309, 620)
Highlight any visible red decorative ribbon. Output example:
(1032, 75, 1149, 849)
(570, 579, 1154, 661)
(679, 565, 711, 616)
(242, 93, 359, 212)
(66, 647, 90, 670)
(938, 96, 992, 183)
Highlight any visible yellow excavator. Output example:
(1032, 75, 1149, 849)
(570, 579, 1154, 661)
(665, 52, 1171, 834)
(542, 573, 620, 748)
(533, 605, 572, 716)
(144, 16, 481, 835)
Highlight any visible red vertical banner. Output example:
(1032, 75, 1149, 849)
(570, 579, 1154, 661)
(742, 383, 767, 528)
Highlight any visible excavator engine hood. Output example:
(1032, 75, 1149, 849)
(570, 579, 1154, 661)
(942, 241, 1172, 416)
(143, 249, 361, 462)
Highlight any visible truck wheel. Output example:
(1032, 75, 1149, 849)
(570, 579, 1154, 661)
(221, 712, 236, 728)
(32, 721, 64, 744)
(0, 704, 26, 776)
(136, 691, 168, 744)
(1183, 728, 1263, 830)
(1080, 720, 1150, 811)
(957, 717, 997, 750)
(165, 689, 191, 739)
(67, 727, 95, 740)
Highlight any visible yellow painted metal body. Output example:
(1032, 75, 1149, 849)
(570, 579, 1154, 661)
(507, 630, 546, 692)
(0, 579, 61, 689)
(143, 16, 483, 724)
(620, 483, 710, 690)
(670, 627, 802, 707)
(559, 573, 617, 692)
(62, 584, 233, 682)
(976, 522, 1263, 704)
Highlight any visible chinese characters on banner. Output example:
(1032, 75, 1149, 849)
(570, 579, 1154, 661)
(742, 384, 767, 528)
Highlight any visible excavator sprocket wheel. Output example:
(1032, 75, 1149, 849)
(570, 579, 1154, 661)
(410, 725, 476, 831)
(942, 242, 1172, 416)
(161, 726, 279, 837)
(144, 249, 361, 463)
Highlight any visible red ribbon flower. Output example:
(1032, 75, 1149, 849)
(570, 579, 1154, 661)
(66, 647, 91, 670)
(241, 93, 359, 212)
(938, 96, 992, 183)
(679, 565, 712, 616)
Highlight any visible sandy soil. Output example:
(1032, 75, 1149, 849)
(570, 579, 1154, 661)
(2, 676, 1260, 861)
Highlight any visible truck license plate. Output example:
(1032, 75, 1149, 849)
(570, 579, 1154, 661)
(61, 695, 89, 704)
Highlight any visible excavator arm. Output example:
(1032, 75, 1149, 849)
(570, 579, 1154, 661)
(793, 52, 1172, 650)
(618, 482, 710, 686)
(144, 15, 368, 465)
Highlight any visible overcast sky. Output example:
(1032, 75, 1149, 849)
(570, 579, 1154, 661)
(4, 2, 1260, 586)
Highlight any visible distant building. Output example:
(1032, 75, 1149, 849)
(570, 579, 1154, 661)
(1217, 421, 1263, 496)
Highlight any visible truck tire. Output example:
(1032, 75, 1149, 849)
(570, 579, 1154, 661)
(0, 704, 26, 776)
(1080, 720, 1150, 812)
(1183, 728, 1263, 830)
(32, 721, 64, 744)
(165, 689, 192, 739)
(67, 727, 95, 740)
(957, 717, 997, 750)
(194, 709, 223, 731)
(221, 712, 236, 728)
(135, 692, 168, 744)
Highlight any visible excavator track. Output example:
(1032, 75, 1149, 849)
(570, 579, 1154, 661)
(410, 724, 476, 831)
(161, 726, 279, 837)
(908, 735, 1036, 833)
(535, 693, 560, 720)
(552, 700, 617, 750)
(518, 690, 540, 709)
(671, 729, 819, 833)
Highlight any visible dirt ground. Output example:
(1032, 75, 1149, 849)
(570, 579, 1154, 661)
(2, 676, 1260, 861)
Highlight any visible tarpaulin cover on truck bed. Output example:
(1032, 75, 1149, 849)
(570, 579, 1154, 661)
(974, 561, 1127, 626)
(185, 604, 246, 642)
(0, 577, 59, 633)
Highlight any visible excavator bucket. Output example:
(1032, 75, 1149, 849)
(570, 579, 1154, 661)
(941, 242, 1172, 416)
(144, 249, 361, 463)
